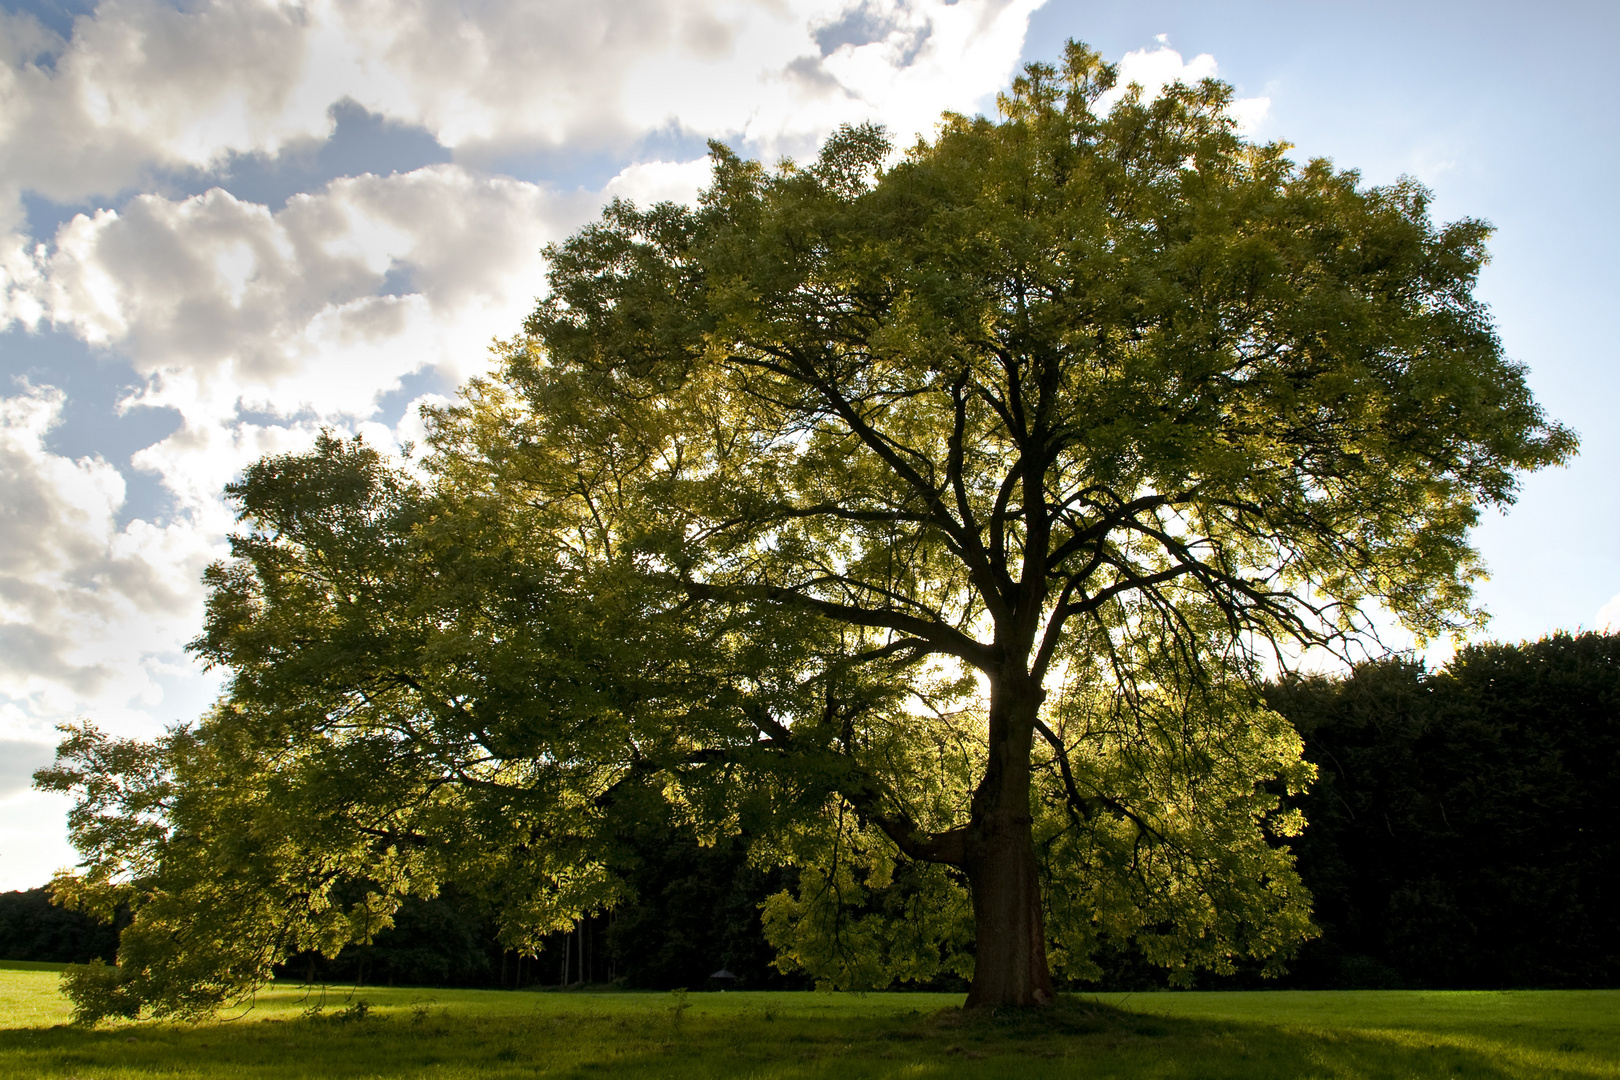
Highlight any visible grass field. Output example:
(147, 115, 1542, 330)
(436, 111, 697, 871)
(0, 969, 1616, 1079)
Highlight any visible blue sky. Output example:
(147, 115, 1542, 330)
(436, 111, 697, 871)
(1025, 1, 1620, 644)
(1, 0, 1614, 890)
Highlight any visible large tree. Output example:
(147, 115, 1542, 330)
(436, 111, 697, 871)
(508, 45, 1570, 1003)
(42, 42, 1571, 1015)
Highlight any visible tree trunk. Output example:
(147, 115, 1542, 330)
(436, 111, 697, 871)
(964, 675, 1054, 1008)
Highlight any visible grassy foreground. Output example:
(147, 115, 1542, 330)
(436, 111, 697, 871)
(0, 969, 1616, 1079)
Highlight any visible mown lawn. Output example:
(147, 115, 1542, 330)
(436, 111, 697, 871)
(0, 968, 1616, 1078)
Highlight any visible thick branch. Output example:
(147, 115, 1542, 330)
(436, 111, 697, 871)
(745, 702, 967, 865)
(680, 578, 999, 671)
(870, 816, 968, 866)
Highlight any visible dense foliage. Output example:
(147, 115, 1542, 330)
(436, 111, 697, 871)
(35, 40, 1571, 1019)
(22, 632, 1615, 993)
(505, 40, 1570, 1005)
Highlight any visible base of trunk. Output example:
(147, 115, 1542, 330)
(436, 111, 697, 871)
(964, 818, 1054, 1008)
(962, 673, 1054, 1007)
(964, 982, 1055, 1009)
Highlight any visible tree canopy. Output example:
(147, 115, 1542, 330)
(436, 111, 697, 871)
(40, 42, 1573, 1018)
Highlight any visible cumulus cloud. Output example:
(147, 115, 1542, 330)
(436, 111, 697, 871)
(0, 0, 322, 223)
(603, 159, 716, 208)
(630, 0, 1044, 156)
(0, 738, 54, 800)
(0, 163, 587, 621)
(2, 0, 1049, 372)
(0, 161, 589, 742)
(0, 382, 218, 728)
(5, 0, 1052, 430)
(3, 0, 1051, 519)
(0, 0, 1045, 224)
(1597, 592, 1620, 633)
(0, 787, 77, 891)
(36, 165, 569, 407)
(1099, 44, 1270, 134)
(1, 234, 48, 327)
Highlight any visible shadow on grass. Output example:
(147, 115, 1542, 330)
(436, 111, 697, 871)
(0, 996, 1613, 1079)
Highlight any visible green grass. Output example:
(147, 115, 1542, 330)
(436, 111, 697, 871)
(0, 972, 1616, 1078)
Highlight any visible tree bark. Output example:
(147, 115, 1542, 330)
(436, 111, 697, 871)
(963, 675, 1055, 1007)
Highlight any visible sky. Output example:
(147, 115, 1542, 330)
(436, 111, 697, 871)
(1, 0, 1615, 892)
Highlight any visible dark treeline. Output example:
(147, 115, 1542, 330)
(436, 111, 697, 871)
(1269, 630, 1620, 989)
(0, 887, 118, 965)
(6, 630, 1616, 990)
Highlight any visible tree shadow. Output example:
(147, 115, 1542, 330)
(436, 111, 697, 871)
(0, 995, 1612, 1079)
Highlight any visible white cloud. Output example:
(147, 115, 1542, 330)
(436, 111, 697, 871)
(8, 0, 1053, 428)
(603, 159, 716, 208)
(627, 0, 1046, 156)
(0, 738, 54, 800)
(0, 0, 1048, 224)
(0, 166, 584, 709)
(1098, 45, 1270, 135)
(0, 0, 322, 224)
(37, 165, 570, 409)
(0, 164, 586, 752)
(1, 235, 49, 327)
(1597, 592, 1620, 633)
(0, 382, 219, 734)
(0, 787, 77, 892)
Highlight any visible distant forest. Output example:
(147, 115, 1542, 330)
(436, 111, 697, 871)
(7, 630, 1616, 991)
